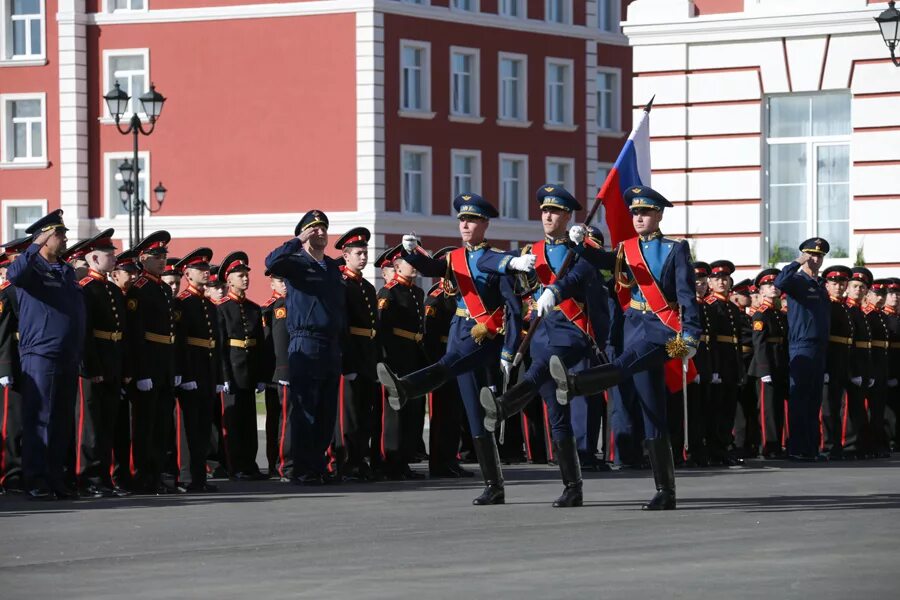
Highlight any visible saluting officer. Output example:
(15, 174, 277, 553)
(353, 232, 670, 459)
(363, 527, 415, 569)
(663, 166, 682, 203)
(7, 210, 86, 499)
(217, 252, 267, 480)
(261, 272, 291, 480)
(74, 229, 129, 498)
(774, 238, 831, 461)
(750, 268, 790, 459)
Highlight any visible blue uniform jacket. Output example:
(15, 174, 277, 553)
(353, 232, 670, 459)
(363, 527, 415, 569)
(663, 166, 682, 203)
(402, 245, 523, 359)
(264, 239, 347, 341)
(6, 243, 85, 360)
(774, 261, 830, 349)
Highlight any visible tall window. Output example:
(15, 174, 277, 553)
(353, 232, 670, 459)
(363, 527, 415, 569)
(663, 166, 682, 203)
(765, 92, 851, 262)
(452, 0, 477, 11)
(401, 146, 431, 214)
(108, 0, 145, 11)
(104, 50, 149, 118)
(106, 153, 149, 218)
(546, 157, 574, 192)
(6, 0, 43, 59)
(545, 59, 573, 126)
(499, 154, 528, 219)
(499, 0, 523, 17)
(596, 69, 620, 131)
(597, 0, 619, 32)
(499, 54, 527, 122)
(450, 48, 479, 117)
(2, 201, 44, 242)
(545, 0, 571, 24)
(1, 94, 45, 164)
(451, 150, 481, 198)
(400, 41, 430, 113)
(593, 165, 613, 238)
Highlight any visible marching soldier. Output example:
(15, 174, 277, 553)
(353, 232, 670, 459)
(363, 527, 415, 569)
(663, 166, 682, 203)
(774, 238, 831, 461)
(865, 279, 891, 457)
(217, 252, 267, 480)
(173, 248, 221, 492)
(74, 229, 129, 498)
(162, 258, 183, 297)
(125, 230, 178, 494)
(261, 272, 291, 480)
(7, 210, 86, 499)
(334, 227, 379, 481)
(750, 269, 789, 459)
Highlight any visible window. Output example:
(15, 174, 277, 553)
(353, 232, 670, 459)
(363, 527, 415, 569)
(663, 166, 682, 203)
(103, 49, 149, 119)
(498, 53, 527, 122)
(499, 154, 528, 219)
(401, 146, 431, 214)
(2, 199, 45, 242)
(105, 152, 150, 218)
(545, 58, 573, 126)
(596, 68, 620, 132)
(546, 157, 575, 194)
(545, 0, 571, 24)
(499, 0, 524, 17)
(400, 41, 430, 113)
(107, 0, 145, 11)
(450, 48, 479, 118)
(593, 164, 612, 235)
(765, 92, 851, 262)
(3, 0, 44, 60)
(451, 150, 482, 198)
(597, 0, 619, 32)
(1, 93, 46, 165)
(451, 0, 477, 12)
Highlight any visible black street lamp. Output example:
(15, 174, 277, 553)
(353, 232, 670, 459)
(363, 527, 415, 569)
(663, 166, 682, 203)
(875, 0, 900, 67)
(103, 81, 168, 246)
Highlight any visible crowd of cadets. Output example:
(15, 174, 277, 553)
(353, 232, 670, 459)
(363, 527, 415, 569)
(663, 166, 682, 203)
(0, 196, 899, 502)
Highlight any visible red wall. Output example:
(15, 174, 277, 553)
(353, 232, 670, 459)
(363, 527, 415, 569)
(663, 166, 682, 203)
(86, 13, 357, 219)
(693, 0, 744, 15)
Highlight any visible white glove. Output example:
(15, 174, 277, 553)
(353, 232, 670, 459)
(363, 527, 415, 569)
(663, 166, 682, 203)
(0, 376, 11, 387)
(402, 234, 418, 253)
(568, 225, 585, 245)
(277, 380, 290, 387)
(344, 373, 357, 382)
(136, 379, 153, 392)
(179, 381, 198, 391)
(683, 345, 697, 360)
(500, 359, 513, 380)
(711, 373, 722, 385)
(888, 379, 898, 388)
(256, 382, 266, 393)
(823, 373, 829, 384)
(692, 374, 700, 384)
(868, 378, 875, 388)
(223, 381, 232, 394)
(850, 376, 862, 387)
(174, 375, 182, 387)
(508, 254, 536, 272)
(215, 384, 225, 393)
(761, 375, 773, 384)
(535, 288, 557, 317)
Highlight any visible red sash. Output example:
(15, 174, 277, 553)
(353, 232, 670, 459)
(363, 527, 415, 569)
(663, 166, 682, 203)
(449, 248, 504, 337)
(622, 236, 682, 333)
(532, 241, 594, 338)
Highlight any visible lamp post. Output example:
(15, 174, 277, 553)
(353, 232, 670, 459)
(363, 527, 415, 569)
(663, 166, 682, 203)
(875, 0, 900, 67)
(103, 81, 168, 246)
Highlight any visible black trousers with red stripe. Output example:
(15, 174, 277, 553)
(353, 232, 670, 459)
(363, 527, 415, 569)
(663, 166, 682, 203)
(265, 383, 292, 478)
(733, 378, 761, 457)
(707, 382, 739, 462)
(843, 384, 870, 453)
(130, 381, 175, 490)
(111, 390, 131, 488)
(176, 388, 214, 485)
(222, 388, 260, 476)
(758, 378, 787, 455)
(428, 378, 464, 469)
(821, 378, 847, 454)
(75, 376, 121, 487)
(334, 375, 378, 473)
(1, 384, 24, 489)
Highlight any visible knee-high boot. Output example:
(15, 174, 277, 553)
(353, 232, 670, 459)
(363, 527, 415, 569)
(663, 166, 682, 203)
(549, 356, 621, 406)
(377, 362, 450, 410)
(471, 435, 504, 505)
(643, 437, 676, 510)
(479, 381, 538, 433)
(551, 436, 583, 507)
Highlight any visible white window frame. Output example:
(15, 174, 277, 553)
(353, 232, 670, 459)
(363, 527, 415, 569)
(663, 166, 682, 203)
(399, 40, 433, 118)
(450, 0, 479, 13)
(103, 0, 148, 13)
(596, 0, 620, 33)
(104, 150, 151, 220)
(497, 52, 529, 127)
(498, 0, 525, 18)
(449, 46, 481, 121)
(593, 162, 613, 231)
(545, 0, 572, 25)
(498, 153, 529, 221)
(450, 149, 482, 198)
(596, 66, 621, 133)
(400, 144, 432, 216)
(545, 156, 576, 195)
(1, 0, 45, 64)
(102, 48, 151, 122)
(1, 198, 46, 243)
(545, 57, 574, 129)
(0, 92, 47, 168)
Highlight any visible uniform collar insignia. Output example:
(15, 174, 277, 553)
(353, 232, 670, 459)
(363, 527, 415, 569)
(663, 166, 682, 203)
(142, 272, 161, 284)
(465, 241, 488, 251)
(187, 284, 204, 297)
(227, 291, 245, 303)
(88, 269, 106, 281)
(395, 274, 413, 287)
(638, 230, 662, 242)
(545, 236, 567, 245)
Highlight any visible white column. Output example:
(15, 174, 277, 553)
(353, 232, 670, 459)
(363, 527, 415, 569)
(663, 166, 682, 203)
(584, 40, 598, 208)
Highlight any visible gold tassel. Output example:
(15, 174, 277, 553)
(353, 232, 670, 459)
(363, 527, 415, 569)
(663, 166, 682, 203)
(666, 335, 690, 359)
(471, 322, 489, 344)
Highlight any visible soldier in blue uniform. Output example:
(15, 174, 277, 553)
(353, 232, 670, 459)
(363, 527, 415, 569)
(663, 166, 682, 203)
(6, 209, 86, 499)
(265, 210, 347, 485)
(477, 185, 600, 508)
(544, 186, 701, 510)
(376, 193, 529, 504)
(773, 238, 831, 461)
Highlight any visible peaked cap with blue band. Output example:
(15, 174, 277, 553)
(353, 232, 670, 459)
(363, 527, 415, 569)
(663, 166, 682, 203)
(453, 193, 499, 220)
(25, 209, 68, 235)
(536, 184, 582, 212)
(624, 185, 673, 211)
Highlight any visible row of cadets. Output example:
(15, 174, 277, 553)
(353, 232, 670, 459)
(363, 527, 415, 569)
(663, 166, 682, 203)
(261, 268, 291, 481)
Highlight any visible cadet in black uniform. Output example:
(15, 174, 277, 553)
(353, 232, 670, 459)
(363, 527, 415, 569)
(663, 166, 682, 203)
(125, 231, 178, 494)
(865, 279, 891, 457)
(261, 273, 290, 479)
(74, 229, 129, 498)
(730, 279, 759, 459)
(750, 269, 790, 458)
(109, 248, 139, 490)
(683, 261, 712, 466)
(820, 266, 856, 458)
(883, 279, 900, 449)
(217, 252, 267, 480)
(162, 258, 183, 297)
(837, 267, 873, 459)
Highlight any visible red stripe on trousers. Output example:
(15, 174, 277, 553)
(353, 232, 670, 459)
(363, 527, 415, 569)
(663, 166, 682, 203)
(76, 378, 86, 476)
(0, 386, 8, 482)
(278, 384, 288, 476)
(380, 386, 387, 460)
(175, 400, 183, 473)
(841, 392, 848, 447)
(521, 412, 532, 462)
(759, 380, 767, 448)
(782, 399, 789, 448)
(542, 402, 554, 461)
(606, 392, 616, 463)
(220, 391, 233, 473)
(339, 377, 346, 441)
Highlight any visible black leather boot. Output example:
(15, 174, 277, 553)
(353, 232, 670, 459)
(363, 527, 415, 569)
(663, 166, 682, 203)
(552, 436, 583, 508)
(643, 437, 676, 510)
(472, 435, 505, 505)
(377, 362, 450, 410)
(480, 381, 538, 433)
(549, 356, 622, 406)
